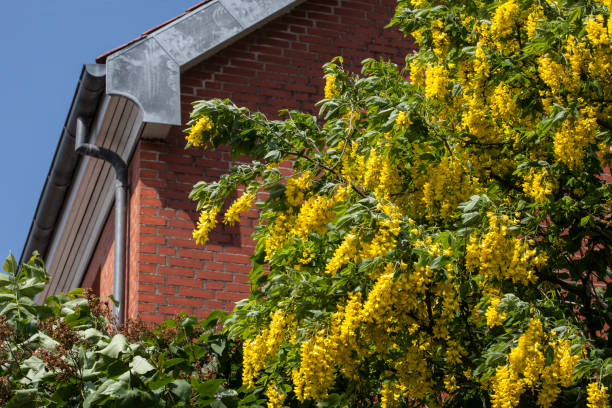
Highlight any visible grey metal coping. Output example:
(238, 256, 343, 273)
(105, 0, 306, 129)
(20, 0, 306, 279)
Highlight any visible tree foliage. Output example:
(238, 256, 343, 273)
(0, 253, 255, 407)
(185, 0, 612, 407)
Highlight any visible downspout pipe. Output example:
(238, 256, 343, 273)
(75, 116, 128, 324)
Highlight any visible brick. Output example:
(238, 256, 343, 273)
(178, 287, 215, 298)
(158, 285, 177, 295)
(140, 254, 166, 265)
(199, 271, 234, 282)
(206, 281, 225, 290)
(167, 296, 205, 307)
(206, 300, 225, 310)
(226, 283, 250, 293)
(216, 292, 248, 302)
(178, 249, 214, 260)
(139, 293, 166, 304)
(167, 277, 202, 288)
(159, 266, 195, 277)
(215, 253, 250, 265)
(139, 274, 164, 284)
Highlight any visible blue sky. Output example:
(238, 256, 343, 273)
(0, 1, 198, 263)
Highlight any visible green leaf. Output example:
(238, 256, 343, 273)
(211, 339, 226, 355)
(169, 379, 192, 401)
(194, 378, 224, 398)
(7, 389, 38, 408)
(162, 357, 186, 369)
(130, 355, 156, 375)
(99, 334, 129, 359)
(3, 253, 17, 275)
(146, 374, 175, 390)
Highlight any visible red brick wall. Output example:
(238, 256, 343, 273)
(82, 0, 416, 323)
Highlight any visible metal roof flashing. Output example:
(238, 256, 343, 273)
(105, 0, 306, 134)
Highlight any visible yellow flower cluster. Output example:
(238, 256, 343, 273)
(292, 293, 362, 401)
(266, 385, 286, 408)
(490, 83, 518, 124)
(462, 91, 491, 141)
(419, 155, 473, 221)
(243, 310, 290, 388)
(490, 0, 519, 50)
(380, 382, 394, 408)
(186, 115, 214, 147)
(522, 168, 554, 203)
(466, 213, 546, 285)
(425, 63, 449, 99)
(526, 6, 544, 40)
(324, 74, 339, 99)
(291, 186, 349, 241)
(485, 297, 505, 328)
(490, 0, 518, 39)
(363, 149, 403, 201)
(395, 111, 412, 131)
(265, 212, 294, 260)
(358, 205, 402, 261)
(409, 59, 425, 87)
(285, 172, 312, 207)
(338, 140, 365, 184)
(444, 374, 459, 393)
(223, 192, 255, 226)
(432, 19, 450, 59)
(563, 36, 583, 93)
(325, 231, 359, 276)
(342, 110, 360, 132)
(490, 319, 581, 408)
(586, 15, 609, 47)
(587, 382, 610, 408)
(538, 55, 564, 94)
(193, 206, 220, 246)
(553, 107, 598, 170)
(473, 44, 490, 80)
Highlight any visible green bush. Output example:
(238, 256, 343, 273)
(0, 253, 259, 407)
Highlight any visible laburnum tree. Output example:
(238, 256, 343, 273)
(185, 0, 612, 407)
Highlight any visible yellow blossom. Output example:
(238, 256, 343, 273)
(192, 206, 220, 246)
(425, 63, 449, 99)
(485, 297, 505, 328)
(186, 115, 214, 147)
(553, 106, 598, 170)
(466, 213, 546, 285)
(266, 385, 286, 408)
(285, 172, 312, 207)
(325, 74, 339, 99)
(395, 111, 412, 130)
(223, 192, 255, 226)
(586, 15, 609, 46)
(243, 310, 290, 388)
(526, 6, 544, 40)
(587, 382, 611, 408)
(522, 168, 554, 203)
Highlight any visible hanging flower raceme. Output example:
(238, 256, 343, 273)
(324, 74, 339, 99)
(193, 206, 220, 246)
(186, 115, 214, 147)
(224, 192, 256, 226)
